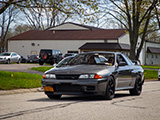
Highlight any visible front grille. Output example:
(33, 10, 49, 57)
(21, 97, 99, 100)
(56, 74, 80, 80)
(54, 84, 81, 92)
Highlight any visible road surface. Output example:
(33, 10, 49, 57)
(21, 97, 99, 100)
(0, 81, 160, 120)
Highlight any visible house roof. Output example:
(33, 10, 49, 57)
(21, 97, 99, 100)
(79, 43, 130, 51)
(8, 29, 126, 41)
(147, 47, 160, 54)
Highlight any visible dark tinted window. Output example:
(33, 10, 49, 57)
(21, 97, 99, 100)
(117, 54, 128, 66)
(69, 53, 115, 66)
(0, 52, 11, 56)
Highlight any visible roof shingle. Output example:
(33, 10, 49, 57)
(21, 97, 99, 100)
(8, 29, 126, 41)
(147, 47, 160, 53)
(79, 43, 130, 51)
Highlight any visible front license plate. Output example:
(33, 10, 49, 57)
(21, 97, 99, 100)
(43, 86, 54, 92)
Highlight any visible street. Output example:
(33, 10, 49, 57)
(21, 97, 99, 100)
(0, 81, 160, 120)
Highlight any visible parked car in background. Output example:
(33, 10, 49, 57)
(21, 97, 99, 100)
(27, 55, 39, 63)
(39, 49, 63, 65)
(0, 52, 21, 64)
(63, 53, 77, 58)
(42, 51, 144, 100)
(21, 56, 28, 63)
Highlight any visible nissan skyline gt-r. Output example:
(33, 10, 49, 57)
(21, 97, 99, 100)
(42, 51, 144, 100)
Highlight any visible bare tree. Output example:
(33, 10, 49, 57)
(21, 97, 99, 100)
(21, 0, 101, 30)
(0, 5, 18, 53)
(100, 0, 160, 60)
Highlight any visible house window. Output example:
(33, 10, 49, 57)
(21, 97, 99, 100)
(126, 52, 129, 57)
(152, 54, 154, 58)
(31, 43, 35, 46)
(156, 54, 158, 59)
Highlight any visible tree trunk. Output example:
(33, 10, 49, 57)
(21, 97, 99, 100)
(129, 33, 137, 60)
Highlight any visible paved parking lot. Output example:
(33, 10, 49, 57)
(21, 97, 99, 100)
(0, 63, 49, 75)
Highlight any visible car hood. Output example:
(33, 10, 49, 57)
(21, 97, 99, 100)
(46, 65, 115, 75)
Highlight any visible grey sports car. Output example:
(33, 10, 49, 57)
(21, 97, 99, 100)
(42, 51, 144, 100)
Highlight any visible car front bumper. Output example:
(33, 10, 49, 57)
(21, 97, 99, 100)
(42, 78, 108, 96)
(0, 59, 7, 63)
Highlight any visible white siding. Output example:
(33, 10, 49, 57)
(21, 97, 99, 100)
(48, 23, 88, 30)
(118, 33, 129, 44)
(8, 40, 104, 57)
(145, 42, 160, 65)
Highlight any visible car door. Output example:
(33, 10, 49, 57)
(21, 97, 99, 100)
(116, 54, 133, 89)
(9, 53, 15, 62)
(11, 53, 18, 62)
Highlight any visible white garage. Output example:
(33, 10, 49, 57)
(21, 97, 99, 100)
(7, 22, 160, 65)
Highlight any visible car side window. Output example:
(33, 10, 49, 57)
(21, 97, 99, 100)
(117, 54, 128, 66)
(12, 53, 17, 56)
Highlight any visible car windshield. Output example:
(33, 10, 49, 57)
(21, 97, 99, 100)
(0, 52, 11, 56)
(68, 53, 115, 66)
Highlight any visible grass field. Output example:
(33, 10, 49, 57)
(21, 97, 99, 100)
(0, 71, 42, 90)
(144, 70, 158, 79)
(142, 65, 160, 69)
(30, 66, 53, 72)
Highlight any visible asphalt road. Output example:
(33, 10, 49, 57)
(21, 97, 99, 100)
(0, 81, 160, 120)
(0, 63, 47, 75)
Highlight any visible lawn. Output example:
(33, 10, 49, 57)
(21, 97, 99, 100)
(30, 66, 53, 72)
(0, 71, 42, 90)
(141, 65, 160, 69)
(144, 70, 158, 80)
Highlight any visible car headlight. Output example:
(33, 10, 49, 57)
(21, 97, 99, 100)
(43, 74, 56, 79)
(79, 74, 102, 79)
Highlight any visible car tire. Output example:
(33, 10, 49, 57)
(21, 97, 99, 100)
(7, 59, 10, 64)
(129, 76, 142, 95)
(39, 61, 44, 65)
(47, 94, 62, 99)
(104, 76, 115, 100)
(17, 59, 21, 64)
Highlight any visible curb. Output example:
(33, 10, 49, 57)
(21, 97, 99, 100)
(0, 87, 44, 95)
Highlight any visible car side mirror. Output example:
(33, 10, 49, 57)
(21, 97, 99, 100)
(53, 63, 57, 68)
(118, 61, 127, 66)
(132, 60, 140, 65)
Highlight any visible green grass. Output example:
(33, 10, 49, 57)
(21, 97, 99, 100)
(144, 70, 158, 79)
(0, 71, 42, 90)
(30, 66, 53, 72)
(142, 65, 160, 69)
